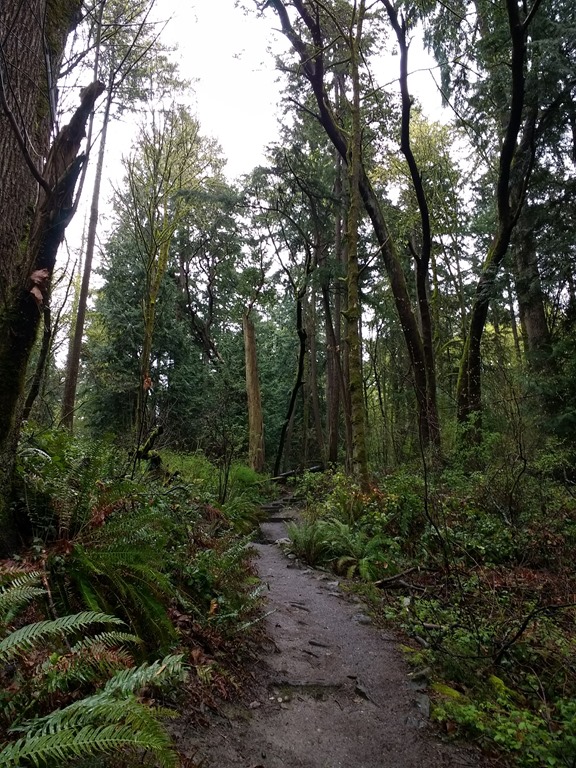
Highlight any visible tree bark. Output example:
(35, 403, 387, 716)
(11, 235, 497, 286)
(0, 0, 100, 551)
(346, 1, 369, 487)
(21, 308, 52, 422)
(0, 0, 82, 550)
(243, 311, 265, 472)
(307, 291, 325, 463)
(323, 147, 344, 465)
(274, 295, 307, 477)
(513, 213, 550, 365)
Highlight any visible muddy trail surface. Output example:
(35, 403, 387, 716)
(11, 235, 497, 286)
(180, 500, 485, 768)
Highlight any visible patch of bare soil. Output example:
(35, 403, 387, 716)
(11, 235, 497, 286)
(176, 502, 486, 768)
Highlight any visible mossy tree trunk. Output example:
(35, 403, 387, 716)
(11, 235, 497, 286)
(0, 0, 95, 554)
(345, 0, 369, 487)
(513, 210, 551, 366)
(243, 310, 265, 473)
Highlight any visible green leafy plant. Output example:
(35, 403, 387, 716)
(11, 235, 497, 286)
(432, 684, 576, 767)
(0, 570, 184, 768)
(319, 519, 398, 581)
(179, 535, 260, 633)
(287, 517, 398, 581)
(285, 521, 332, 567)
(53, 505, 178, 653)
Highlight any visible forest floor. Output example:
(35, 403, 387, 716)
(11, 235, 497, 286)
(175, 499, 489, 768)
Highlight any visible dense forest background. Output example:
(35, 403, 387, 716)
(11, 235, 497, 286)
(0, 0, 575, 765)
(3, 0, 576, 478)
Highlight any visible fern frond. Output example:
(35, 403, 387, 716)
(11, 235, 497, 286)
(41, 646, 136, 693)
(62, 543, 177, 649)
(17, 655, 185, 736)
(16, 691, 166, 735)
(0, 572, 45, 621)
(0, 721, 178, 768)
(0, 587, 46, 622)
(0, 612, 125, 661)
(0, 571, 42, 590)
(103, 654, 186, 695)
(71, 630, 142, 653)
(3, 658, 185, 767)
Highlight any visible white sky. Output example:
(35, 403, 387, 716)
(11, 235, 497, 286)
(153, 0, 444, 179)
(65, 1, 445, 255)
(156, 0, 288, 179)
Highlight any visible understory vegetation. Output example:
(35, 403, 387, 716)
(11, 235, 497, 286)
(0, 430, 268, 766)
(286, 440, 576, 767)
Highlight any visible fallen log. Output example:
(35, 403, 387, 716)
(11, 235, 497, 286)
(270, 464, 324, 483)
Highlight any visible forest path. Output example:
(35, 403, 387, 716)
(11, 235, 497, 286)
(181, 500, 485, 768)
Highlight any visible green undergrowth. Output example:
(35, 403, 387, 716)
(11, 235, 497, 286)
(0, 569, 185, 768)
(287, 442, 576, 766)
(160, 449, 271, 533)
(1, 428, 270, 766)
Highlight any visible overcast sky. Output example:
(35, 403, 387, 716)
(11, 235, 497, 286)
(157, 0, 288, 178)
(65, 1, 444, 255)
(155, 0, 443, 178)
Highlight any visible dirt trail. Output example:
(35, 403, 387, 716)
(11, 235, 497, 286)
(182, 501, 485, 767)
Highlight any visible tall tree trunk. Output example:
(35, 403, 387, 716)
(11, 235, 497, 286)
(61, 76, 113, 430)
(243, 310, 265, 473)
(346, 1, 369, 487)
(382, 0, 440, 452)
(0, 0, 82, 549)
(506, 277, 523, 363)
(22, 308, 52, 422)
(307, 292, 325, 463)
(323, 148, 344, 465)
(274, 294, 307, 477)
(0, 3, 99, 552)
(457, 0, 538, 425)
(513, 214, 550, 365)
(136, 219, 172, 442)
(268, 0, 438, 450)
(24, 264, 76, 421)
